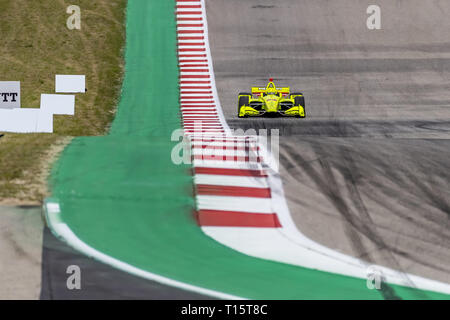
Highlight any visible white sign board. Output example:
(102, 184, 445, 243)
(41, 94, 75, 115)
(55, 75, 85, 93)
(0, 109, 53, 133)
(0, 81, 20, 109)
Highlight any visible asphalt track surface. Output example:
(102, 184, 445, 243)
(207, 0, 450, 284)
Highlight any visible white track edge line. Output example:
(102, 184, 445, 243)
(43, 200, 245, 300)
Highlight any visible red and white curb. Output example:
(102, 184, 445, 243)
(176, 0, 450, 294)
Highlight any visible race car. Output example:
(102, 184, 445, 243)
(237, 79, 305, 118)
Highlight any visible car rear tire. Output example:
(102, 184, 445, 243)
(238, 93, 251, 117)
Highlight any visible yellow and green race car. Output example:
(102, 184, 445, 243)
(238, 78, 305, 118)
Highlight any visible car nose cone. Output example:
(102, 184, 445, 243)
(266, 100, 278, 112)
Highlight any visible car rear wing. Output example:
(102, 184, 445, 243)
(251, 87, 290, 95)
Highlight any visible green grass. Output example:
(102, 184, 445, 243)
(0, 0, 126, 203)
